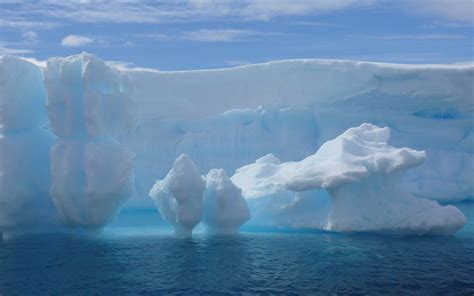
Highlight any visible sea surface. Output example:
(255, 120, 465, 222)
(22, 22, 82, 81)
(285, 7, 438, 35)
(0, 203, 473, 295)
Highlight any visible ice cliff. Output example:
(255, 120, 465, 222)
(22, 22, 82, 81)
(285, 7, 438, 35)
(232, 124, 467, 235)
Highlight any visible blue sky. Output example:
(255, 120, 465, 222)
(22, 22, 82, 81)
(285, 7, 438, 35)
(0, 0, 473, 70)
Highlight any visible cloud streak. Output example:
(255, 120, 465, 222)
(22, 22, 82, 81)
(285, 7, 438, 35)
(182, 29, 273, 42)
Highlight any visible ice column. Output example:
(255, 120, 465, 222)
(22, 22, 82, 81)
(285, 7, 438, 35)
(44, 53, 135, 230)
(149, 154, 205, 236)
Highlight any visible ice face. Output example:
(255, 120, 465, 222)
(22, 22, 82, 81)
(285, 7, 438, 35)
(44, 53, 135, 230)
(149, 154, 205, 236)
(203, 169, 250, 234)
(232, 124, 467, 235)
(0, 57, 60, 240)
(50, 139, 134, 228)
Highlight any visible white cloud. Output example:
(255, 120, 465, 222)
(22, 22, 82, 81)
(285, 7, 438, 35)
(226, 60, 253, 66)
(382, 34, 467, 40)
(0, 19, 59, 30)
(408, 0, 473, 23)
(1, 0, 374, 25)
(0, 44, 33, 54)
(105, 60, 135, 70)
(61, 35, 94, 47)
(183, 29, 260, 42)
(22, 31, 38, 43)
(233, 0, 374, 20)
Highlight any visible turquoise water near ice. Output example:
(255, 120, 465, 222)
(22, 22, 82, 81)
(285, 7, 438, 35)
(0, 203, 473, 295)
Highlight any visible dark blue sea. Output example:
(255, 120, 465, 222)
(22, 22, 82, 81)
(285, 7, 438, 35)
(1, 203, 473, 295)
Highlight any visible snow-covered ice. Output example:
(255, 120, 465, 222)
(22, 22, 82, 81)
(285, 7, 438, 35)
(149, 154, 205, 236)
(232, 124, 467, 235)
(203, 169, 250, 234)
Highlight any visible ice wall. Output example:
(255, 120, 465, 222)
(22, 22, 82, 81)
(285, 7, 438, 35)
(0, 56, 60, 239)
(44, 53, 135, 229)
(122, 106, 318, 207)
(232, 124, 467, 235)
(122, 59, 473, 205)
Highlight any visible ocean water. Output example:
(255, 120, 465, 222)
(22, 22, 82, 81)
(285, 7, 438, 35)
(0, 203, 473, 295)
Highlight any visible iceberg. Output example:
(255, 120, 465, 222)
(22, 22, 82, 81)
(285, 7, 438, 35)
(44, 53, 135, 230)
(0, 56, 60, 240)
(0, 53, 472, 236)
(232, 124, 467, 235)
(203, 169, 250, 234)
(149, 154, 205, 236)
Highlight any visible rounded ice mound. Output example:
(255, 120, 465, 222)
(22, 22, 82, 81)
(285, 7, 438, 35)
(149, 154, 205, 236)
(232, 123, 467, 236)
(203, 169, 250, 234)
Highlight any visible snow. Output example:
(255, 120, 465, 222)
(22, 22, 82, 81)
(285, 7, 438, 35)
(232, 124, 467, 235)
(203, 169, 250, 234)
(44, 53, 135, 230)
(149, 154, 205, 236)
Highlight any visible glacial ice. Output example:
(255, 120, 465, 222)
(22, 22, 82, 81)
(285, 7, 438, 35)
(0, 53, 472, 237)
(149, 154, 205, 236)
(44, 53, 135, 230)
(122, 59, 473, 205)
(0, 56, 60, 239)
(203, 169, 250, 234)
(232, 124, 467, 235)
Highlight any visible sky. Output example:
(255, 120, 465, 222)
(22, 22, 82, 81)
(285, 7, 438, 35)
(0, 0, 473, 70)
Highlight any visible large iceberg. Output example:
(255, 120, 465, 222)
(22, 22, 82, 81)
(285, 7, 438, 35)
(44, 53, 135, 230)
(149, 154, 205, 236)
(0, 56, 60, 239)
(232, 124, 467, 235)
(0, 53, 472, 237)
